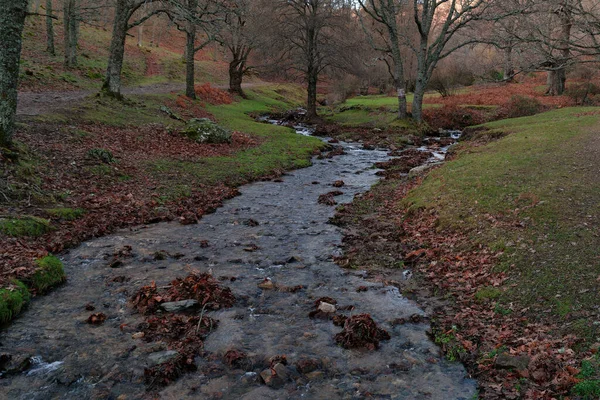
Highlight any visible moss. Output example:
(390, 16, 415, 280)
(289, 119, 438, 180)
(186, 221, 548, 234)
(31, 255, 66, 294)
(0, 280, 31, 323)
(572, 380, 600, 398)
(46, 207, 85, 221)
(474, 286, 502, 302)
(0, 216, 52, 237)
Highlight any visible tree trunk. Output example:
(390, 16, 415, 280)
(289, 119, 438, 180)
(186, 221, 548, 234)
(137, 24, 143, 47)
(546, 69, 566, 96)
(63, 0, 79, 67)
(0, 0, 28, 148)
(45, 0, 55, 55)
(503, 46, 514, 82)
(229, 59, 245, 98)
(412, 48, 428, 123)
(306, 71, 318, 120)
(185, 24, 196, 99)
(102, 0, 129, 99)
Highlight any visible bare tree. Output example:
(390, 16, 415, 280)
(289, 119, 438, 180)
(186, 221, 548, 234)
(409, 0, 488, 122)
(215, 0, 262, 97)
(63, 0, 80, 67)
(0, 0, 29, 148)
(358, 0, 410, 119)
(270, 0, 353, 119)
(164, 0, 220, 99)
(102, 0, 163, 99)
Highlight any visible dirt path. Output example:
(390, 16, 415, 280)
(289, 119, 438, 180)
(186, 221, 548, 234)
(0, 135, 476, 399)
(16, 82, 185, 116)
(16, 81, 265, 117)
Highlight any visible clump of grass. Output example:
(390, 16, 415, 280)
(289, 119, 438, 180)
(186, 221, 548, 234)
(0, 216, 52, 237)
(30, 255, 66, 293)
(87, 148, 115, 164)
(46, 207, 85, 221)
(474, 286, 502, 302)
(0, 280, 31, 323)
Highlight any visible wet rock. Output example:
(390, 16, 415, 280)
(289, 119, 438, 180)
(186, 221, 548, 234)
(132, 332, 145, 339)
(260, 363, 289, 388)
(243, 219, 259, 227)
(318, 302, 337, 314)
(305, 370, 324, 381)
(181, 118, 232, 144)
(408, 162, 444, 178)
(148, 350, 179, 366)
(223, 349, 248, 369)
(0, 354, 32, 376)
(332, 180, 345, 188)
(258, 278, 275, 290)
(295, 358, 321, 374)
(160, 299, 198, 313)
(495, 353, 530, 371)
(86, 312, 107, 325)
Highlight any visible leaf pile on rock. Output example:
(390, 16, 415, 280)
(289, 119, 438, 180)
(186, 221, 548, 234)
(131, 272, 235, 389)
(318, 191, 343, 206)
(334, 314, 390, 351)
(131, 272, 236, 315)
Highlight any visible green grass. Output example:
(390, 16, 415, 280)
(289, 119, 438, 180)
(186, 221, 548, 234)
(46, 207, 86, 221)
(573, 355, 600, 399)
(31, 255, 66, 294)
(148, 86, 324, 200)
(403, 107, 600, 335)
(0, 216, 53, 237)
(0, 280, 31, 323)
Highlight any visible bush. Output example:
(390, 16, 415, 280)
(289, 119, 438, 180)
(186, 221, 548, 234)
(498, 95, 545, 119)
(0, 280, 31, 323)
(422, 105, 486, 131)
(565, 83, 600, 105)
(87, 148, 115, 164)
(0, 216, 52, 237)
(181, 118, 232, 144)
(31, 255, 66, 294)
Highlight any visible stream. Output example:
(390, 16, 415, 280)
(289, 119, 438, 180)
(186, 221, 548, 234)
(0, 118, 476, 399)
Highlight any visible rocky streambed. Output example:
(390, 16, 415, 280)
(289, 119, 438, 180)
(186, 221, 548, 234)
(0, 119, 475, 399)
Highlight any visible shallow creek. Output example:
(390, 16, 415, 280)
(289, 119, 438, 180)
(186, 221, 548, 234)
(0, 121, 476, 399)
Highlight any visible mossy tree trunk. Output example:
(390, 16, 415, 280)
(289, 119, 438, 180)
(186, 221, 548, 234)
(45, 0, 55, 56)
(63, 0, 79, 67)
(185, 0, 198, 100)
(103, 0, 129, 99)
(0, 0, 29, 148)
(102, 0, 161, 99)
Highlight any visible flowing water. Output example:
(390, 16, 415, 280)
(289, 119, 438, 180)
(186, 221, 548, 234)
(0, 120, 476, 399)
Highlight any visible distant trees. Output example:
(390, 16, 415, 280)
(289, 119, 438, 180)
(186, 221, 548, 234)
(164, 0, 219, 99)
(216, 0, 259, 98)
(358, 0, 411, 119)
(269, 0, 354, 119)
(358, 0, 488, 122)
(0, 0, 29, 148)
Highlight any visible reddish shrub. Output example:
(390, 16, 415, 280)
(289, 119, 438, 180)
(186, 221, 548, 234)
(423, 105, 487, 131)
(496, 95, 546, 119)
(194, 83, 233, 105)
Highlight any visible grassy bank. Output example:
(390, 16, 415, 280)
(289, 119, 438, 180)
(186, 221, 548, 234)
(405, 107, 600, 329)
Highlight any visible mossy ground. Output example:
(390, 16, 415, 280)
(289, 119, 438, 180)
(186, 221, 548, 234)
(30, 256, 66, 294)
(0, 216, 52, 237)
(0, 280, 31, 324)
